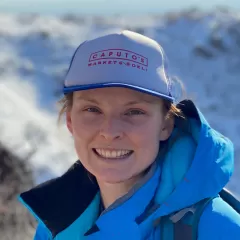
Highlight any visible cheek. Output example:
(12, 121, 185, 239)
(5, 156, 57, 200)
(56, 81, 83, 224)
(71, 113, 99, 137)
(134, 121, 161, 143)
(130, 123, 161, 158)
(70, 116, 97, 158)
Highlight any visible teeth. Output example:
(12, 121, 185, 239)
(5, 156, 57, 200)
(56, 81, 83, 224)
(106, 151, 111, 158)
(95, 149, 132, 158)
(117, 151, 122, 157)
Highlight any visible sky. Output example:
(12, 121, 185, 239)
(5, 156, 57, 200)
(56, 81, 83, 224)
(0, 0, 240, 15)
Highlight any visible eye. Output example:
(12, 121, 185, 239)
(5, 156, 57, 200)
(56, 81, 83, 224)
(125, 109, 145, 116)
(84, 107, 101, 113)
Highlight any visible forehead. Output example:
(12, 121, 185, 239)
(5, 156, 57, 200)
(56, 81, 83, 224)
(73, 87, 162, 104)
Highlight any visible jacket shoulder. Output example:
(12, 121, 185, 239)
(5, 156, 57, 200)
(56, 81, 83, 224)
(198, 196, 240, 239)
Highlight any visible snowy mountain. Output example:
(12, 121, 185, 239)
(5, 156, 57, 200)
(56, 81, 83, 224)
(0, 9, 239, 195)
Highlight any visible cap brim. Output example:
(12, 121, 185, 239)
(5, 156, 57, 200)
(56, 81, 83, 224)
(63, 82, 174, 102)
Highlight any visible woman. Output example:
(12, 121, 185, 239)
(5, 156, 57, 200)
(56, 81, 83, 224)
(19, 30, 240, 239)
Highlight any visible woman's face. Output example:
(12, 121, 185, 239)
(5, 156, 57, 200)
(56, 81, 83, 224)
(66, 87, 173, 184)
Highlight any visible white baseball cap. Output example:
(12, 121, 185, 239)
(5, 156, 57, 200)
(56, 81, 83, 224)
(63, 30, 174, 102)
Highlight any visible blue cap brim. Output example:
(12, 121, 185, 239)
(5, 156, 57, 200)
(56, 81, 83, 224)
(63, 83, 174, 102)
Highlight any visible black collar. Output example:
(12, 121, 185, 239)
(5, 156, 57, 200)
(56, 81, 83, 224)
(20, 161, 99, 238)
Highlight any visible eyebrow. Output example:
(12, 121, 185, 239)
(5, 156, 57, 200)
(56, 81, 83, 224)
(124, 100, 155, 106)
(76, 96, 156, 105)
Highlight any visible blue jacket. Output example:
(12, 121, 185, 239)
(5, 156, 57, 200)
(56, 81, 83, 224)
(19, 100, 240, 239)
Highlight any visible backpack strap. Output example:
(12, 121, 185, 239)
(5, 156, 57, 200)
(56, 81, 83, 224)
(173, 220, 193, 240)
(220, 188, 240, 213)
(160, 197, 214, 240)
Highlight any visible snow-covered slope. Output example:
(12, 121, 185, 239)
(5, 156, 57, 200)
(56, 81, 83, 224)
(0, 9, 239, 194)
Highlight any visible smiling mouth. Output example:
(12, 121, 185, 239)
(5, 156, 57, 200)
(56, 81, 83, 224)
(93, 148, 134, 159)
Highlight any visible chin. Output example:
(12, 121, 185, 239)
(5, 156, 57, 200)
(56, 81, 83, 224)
(95, 170, 133, 184)
(94, 167, 145, 185)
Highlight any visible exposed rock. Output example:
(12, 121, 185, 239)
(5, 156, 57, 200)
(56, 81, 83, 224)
(0, 141, 36, 240)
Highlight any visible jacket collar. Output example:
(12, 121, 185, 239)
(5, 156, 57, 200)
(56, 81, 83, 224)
(19, 161, 99, 238)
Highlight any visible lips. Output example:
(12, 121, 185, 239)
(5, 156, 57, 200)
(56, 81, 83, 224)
(93, 148, 133, 159)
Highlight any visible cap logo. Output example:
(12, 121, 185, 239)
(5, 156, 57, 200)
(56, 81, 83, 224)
(88, 49, 148, 71)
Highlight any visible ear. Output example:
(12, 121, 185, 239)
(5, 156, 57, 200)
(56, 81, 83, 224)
(66, 110, 73, 135)
(159, 117, 175, 141)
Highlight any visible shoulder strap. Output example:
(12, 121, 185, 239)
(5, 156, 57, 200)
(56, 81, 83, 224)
(172, 188, 240, 240)
(160, 197, 214, 240)
(220, 188, 240, 213)
(160, 189, 240, 240)
(160, 216, 174, 240)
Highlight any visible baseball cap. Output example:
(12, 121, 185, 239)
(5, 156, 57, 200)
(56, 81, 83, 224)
(63, 30, 175, 102)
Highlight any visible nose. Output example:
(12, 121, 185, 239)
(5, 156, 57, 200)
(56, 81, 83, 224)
(99, 116, 123, 141)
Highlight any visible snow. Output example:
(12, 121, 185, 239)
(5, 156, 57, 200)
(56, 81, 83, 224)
(0, 77, 77, 184)
(0, 10, 239, 195)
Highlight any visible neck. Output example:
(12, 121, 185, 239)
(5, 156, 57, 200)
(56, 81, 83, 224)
(97, 175, 143, 209)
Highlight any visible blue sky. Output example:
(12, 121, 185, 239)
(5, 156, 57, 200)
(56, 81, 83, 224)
(0, 0, 240, 15)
